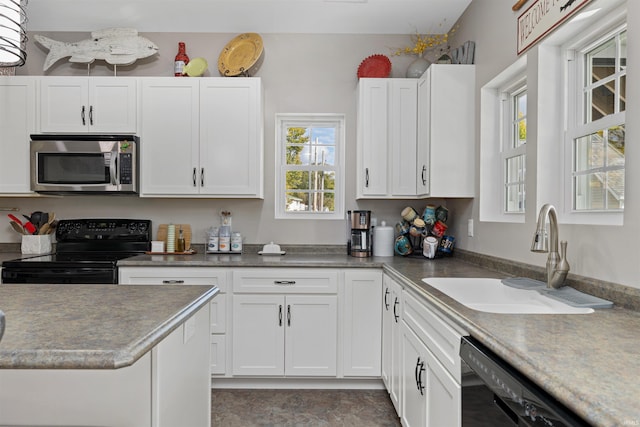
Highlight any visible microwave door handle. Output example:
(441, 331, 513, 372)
(109, 152, 118, 185)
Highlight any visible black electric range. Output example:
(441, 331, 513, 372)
(1, 219, 151, 284)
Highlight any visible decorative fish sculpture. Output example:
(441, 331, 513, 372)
(35, 28, 159, 71)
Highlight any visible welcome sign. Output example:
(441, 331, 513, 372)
(517, 0, 593, 54)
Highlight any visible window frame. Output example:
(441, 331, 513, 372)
(501, 80, 527, 214)
(563, 23, 626, 216)
(478, 55, 527, 224)
(274, 113, 346, 220)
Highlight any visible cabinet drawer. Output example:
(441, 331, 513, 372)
(233, 269, 338, 294)
(402, 290, 467, 381)
(119, 267, 228, 293)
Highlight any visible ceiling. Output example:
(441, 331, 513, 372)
(26, 0, 472, 34)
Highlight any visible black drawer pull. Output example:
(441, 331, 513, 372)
(274, 280, 296, 285)
(162, 280, 185, 284)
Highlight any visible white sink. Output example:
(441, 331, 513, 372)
(422, 277, 594, 314)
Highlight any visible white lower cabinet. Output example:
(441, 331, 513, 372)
(342, 269, 383, 377)
(382, 274, 403, 413)
(232, 269, 338, 377)
(118, 267, 229, 376)
(233, 294, 337, 376)
(400, 289, 467, 427)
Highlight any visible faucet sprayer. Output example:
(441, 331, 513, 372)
(531, 204, 570, 288)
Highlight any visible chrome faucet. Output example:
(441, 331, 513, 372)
(531, 204, 570, 288)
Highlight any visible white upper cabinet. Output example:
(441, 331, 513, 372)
(356, 65, 475, 199)
(0, 77, 36, 194)
(140, 77, 264, 198)
(419, 64, 475, 198)
(39, 77, 137, 133)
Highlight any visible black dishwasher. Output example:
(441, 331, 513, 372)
(460, 336, 590, 426)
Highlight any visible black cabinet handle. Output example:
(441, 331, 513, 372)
(192, 168, 197, 187)
(287, 304, 291, 326)
(279, 305, 283, 326)
(162, 280, 185, 284)
(416, 357, 426, 395)
(200, 167, 204, 187)
(81, 105, 86, 125)
(421, 165, 427, 186)
(89, 105, 94, 126)
(365, 168, 370, 187)
(384, 288, 390, 310)
(393, 297, 399, 323)
(274, 280, 296, 285)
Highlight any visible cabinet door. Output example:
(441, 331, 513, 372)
(382, 275, 403, 413)
(88, 78, 137, 133)
(0, 77, 36, 194)
(401, 324, 427, 427)
(285, 295, 337, 376)
(423, 345, 461, 427)
(140, 78, 200, 196)
(357, 78, 389, 197)
(416, 78, 430, 197)
(420, 65, 475, 197)
(232, 294, 285, 376)
(40, 77, 89, 133)
(199, 78, 263, 197)
(389, 79, 418, 197)
(343, 270, 382, 377)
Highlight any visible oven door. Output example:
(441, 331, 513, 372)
(1, 266, 117, 284)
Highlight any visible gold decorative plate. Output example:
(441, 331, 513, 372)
(218, 33, 264, 76)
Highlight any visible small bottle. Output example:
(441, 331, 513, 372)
(231, 232, 243, 252)
(176, 227, 186, 252)
(174, 42, 189, 77)
(207, 227, 219, 252)
(218, 225, 231, 252)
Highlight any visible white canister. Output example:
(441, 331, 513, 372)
(207, 227, 219, 252)
(218, 225, 231, 252)
(373, 221, 394, 257)
(231, 232, 243, 252)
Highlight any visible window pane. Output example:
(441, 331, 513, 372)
(505, 183, 525, 212)
(619, 74, 626, 112)
(506, 155, 525, 183)
(574, 132, 603, 171)
(505, 155, 525, 213)
(619, 31, 627, 72)
(286, 170, 309, 191)
(285, 126, 336, 167)
(589, 38, 615, 84)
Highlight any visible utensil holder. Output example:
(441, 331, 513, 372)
(21, 234, 53, 254)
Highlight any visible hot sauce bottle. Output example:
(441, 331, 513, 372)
(174, 42, 189, 76)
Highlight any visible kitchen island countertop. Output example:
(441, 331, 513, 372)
(0, 284, 218, 369)
(118, 252, 640, 427)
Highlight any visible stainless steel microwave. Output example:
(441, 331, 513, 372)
(30, 134, 139, 194)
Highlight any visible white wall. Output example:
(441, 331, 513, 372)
(2, 32, 446, 246)
(447, 0, 640, 288)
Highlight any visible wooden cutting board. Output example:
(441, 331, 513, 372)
(157, 224, 192, 251)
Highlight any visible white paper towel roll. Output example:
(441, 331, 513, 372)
(373, 221, 394, 257)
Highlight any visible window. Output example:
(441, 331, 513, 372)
(275, 114, 345, 220)
(478, 55, 527, 223)
(502, 84, 527, 213)
(567, 26, 626, 212)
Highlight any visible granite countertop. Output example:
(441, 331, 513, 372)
(118, 251, 640, 427)
(0, 284, 218, 369)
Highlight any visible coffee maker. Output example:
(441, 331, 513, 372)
(347, 210, 372, 257)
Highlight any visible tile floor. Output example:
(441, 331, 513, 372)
(211, 389, 401, 427)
